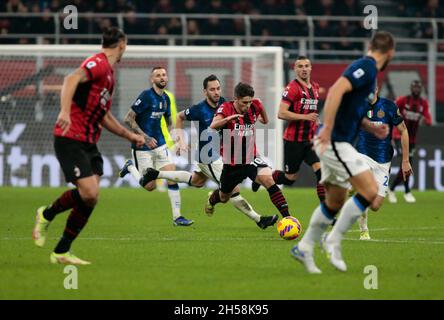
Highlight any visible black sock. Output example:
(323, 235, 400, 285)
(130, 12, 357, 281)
(404, 176, 411, 193)
(314, 169, 325, 202)
(54, 199, 94, 254)
(272, 170, 295, 186)
(209, 189, 221, 206)
(390, 169, 403, 191)
(43, 189, 80, 221)
(267, 184, 290, 217)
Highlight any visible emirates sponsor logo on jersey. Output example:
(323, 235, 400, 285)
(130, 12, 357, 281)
(151, 111, 165, 119)
(234, 123, 255, 136)
(301, 98, 318, 110)
(404, 110, 422, 121)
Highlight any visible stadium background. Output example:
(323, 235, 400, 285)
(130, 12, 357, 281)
(1, 0, 443, 191)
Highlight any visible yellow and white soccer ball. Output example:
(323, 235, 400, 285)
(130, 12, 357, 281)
(277, 216, 302, 240)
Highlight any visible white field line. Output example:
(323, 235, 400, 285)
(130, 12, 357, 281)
(1, 226, 444, 245)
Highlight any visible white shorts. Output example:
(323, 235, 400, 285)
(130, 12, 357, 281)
(195, 157, 223, 185)
(132, 145, 173, 172)
(361, 154, 391, 197)
(316, 141, 371, 189)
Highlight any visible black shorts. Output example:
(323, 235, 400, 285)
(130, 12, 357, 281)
(394, 139, 416, 158)
(284, 140, 320, 174)
(54, 136, 104, 183)
(220, 158, 268, 194)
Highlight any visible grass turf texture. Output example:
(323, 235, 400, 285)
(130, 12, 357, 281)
(1, 187, 443, 299)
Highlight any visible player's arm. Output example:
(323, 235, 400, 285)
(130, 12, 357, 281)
(175, 111, 188, 154)
(278, 102, 318, 122)
(102, 111, 144, 148)
(57, 68, 89, 135)
(317, 77, 352, 152)
(210, 113, 243, 130)
(422, 100, 432, 125)
(124, 109, 157, 149)
(396, 121, 413, 180)
(258, 103, 269, 124)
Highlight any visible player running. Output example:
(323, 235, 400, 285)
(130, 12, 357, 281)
(32, 27, 145, 265)
(252, 56, 325, 202)
(356, 87, 412, 240)
(118, 67, 193, 226)
(138, 75, 278, 229)
(291, 31, 395, 273)
(204, 82, 293, 220)
(388, 80, 432, 203)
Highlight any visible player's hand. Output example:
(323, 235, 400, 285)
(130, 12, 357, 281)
(315, 125, 331, 155)
(402, 160, 413, 181)
(304, 113, 319, 122)
(131, 133, 145, 148)
(175, 136, 189, 156)
(145, 135, 158, 149)
(372, 123, 390, 139)
(56, 110, 71, 135)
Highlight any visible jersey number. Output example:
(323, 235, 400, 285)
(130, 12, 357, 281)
(383, 175, 388, 187)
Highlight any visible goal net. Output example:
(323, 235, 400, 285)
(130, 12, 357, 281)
(0, 45, 283, 187)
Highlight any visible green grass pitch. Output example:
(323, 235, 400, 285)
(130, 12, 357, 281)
(1, 187, 443, 299)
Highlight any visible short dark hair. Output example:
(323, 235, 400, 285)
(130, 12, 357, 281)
(151, 66, 166, 73)
(203, 74, 220, 89)
(370, 31, 395, 53)
(234, 82, 254, 98)
(102, 27, 126, 48)
(296, 55, 309, 61)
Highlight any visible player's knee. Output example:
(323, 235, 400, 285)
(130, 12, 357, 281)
(219, 193, 230, 203)
(257, 175, 274, 189)
(190, 177, 205, 188)
(80, 190, 99, 207)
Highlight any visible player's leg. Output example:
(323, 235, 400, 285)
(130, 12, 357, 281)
(205, 165, 243, 215)
(403, 144, 416, 203)
(388, 139, 402, 203)
(50, 174, 100, 265)
(253, 141, 299, 192)
(293, 182, 344, 273)
(130, 150, 157, 191)
(252, 161, 291, 218)
(157, 147, 193, 226)
(360, 160, 390, 240)
(325, 169, 378, 271)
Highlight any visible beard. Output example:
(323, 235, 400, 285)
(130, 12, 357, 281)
(155, 81, 167, 89)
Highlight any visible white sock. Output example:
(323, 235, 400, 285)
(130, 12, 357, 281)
(359, 209, 369, 232)
(328, 196, 366, 244)
(158, 171, 192, 184)
(230, 194, 261, 222)
(299, 205, 334, 254)
(167, 185, 182, 220)
(128, 164, 141, 181)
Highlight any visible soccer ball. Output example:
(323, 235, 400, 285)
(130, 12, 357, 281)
(277, 216, 302, 240)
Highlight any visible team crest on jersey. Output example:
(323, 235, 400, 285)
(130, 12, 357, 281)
(377, 110, 385, 118)
(367, 110, 373, 118)
(397, 108, 401, 116)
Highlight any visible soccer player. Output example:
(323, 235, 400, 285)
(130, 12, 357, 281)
(139, 75, 278, 229)
(32, 27, 145, 265)
(204, 82, 293, 220)
(356, 87, 412, 240)
(388, 80, 432, 203)
(118, 67, 193, 226)
(291, 31, 395, 273)
(252, 56, 325, 202)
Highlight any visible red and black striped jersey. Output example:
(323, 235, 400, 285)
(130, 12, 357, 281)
(281, 79, 320, 143)
(54, 52, 115, 144)
(216, 99, 264, 166)
(393, 95, 431, 144)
